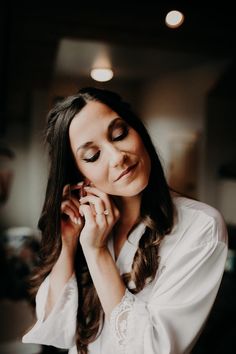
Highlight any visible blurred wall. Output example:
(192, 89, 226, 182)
(0, 91, 48, 230)
(140, 59, 235, 222)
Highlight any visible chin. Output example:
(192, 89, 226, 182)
(120, 178, 149, 197)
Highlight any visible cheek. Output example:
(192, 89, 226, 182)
(77, 162, 106, 184)
(136, 140, 151, 172)
(130, 132, 145, 151)
(133, 136, 149, 159)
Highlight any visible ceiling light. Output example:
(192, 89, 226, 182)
(90, 68, 114, 82)
(165, 10, 184, 28)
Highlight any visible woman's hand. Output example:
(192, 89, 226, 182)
(79, 185, 120, 252)
(60, 184, 84, 253)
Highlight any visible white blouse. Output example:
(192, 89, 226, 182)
(22, 197, 228, 354)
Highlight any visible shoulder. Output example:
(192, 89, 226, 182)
(172, 196, 228, 245)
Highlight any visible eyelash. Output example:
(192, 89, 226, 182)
(83, 126, 129, 163)
(112, 126, 129, 141)
(84, 151, 100, 163)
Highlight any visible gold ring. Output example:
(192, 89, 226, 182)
(96, 209, 109, 216)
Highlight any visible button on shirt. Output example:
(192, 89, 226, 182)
(22, 197, 228, 354)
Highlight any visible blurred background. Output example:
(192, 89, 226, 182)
(0, 1, 235, 353)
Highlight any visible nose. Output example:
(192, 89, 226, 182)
(107, 144, 127, 167)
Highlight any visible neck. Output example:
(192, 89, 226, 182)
(112, 194, 142, 260)
(114, 194, 142, 230)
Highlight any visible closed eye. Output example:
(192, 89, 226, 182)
(112, 125, 129, 141)
(83, 151, 100, 162)
(82, 121, 129, 163)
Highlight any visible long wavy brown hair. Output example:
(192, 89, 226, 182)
(31, 87, 174, 354)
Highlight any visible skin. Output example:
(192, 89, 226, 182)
(70, 101, 151, 197)
(46, 101, 151, 320)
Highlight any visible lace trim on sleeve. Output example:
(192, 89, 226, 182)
(110, 289, 135, 350)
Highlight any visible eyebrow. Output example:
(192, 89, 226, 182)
(76, 116, 123, 153)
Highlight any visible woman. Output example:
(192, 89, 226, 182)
(23, 87, 228, 354)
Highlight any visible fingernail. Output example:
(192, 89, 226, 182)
(77, 181, 84, 186)
(77, 217, 81, 225)
(73, 217, 77, 224)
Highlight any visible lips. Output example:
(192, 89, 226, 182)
(114, 162, 138, 182)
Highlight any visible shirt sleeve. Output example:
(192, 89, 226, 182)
(109, 224, 228, 353)
(22, 273, 78, 349)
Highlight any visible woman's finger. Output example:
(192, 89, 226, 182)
(79, 204, 96, 226)
(83, 187, 114, 218)
(61, 201, 81, 224)
(62, 184, 71, 198)
(69, 182, 87, 199)
(79, 200, 106, 224)
(62, 199, 80, 218)
(79, 195, 105, 214)
(79, 195, 108, 228)
(61, 206, 77, 224)
(62, 183, 84, 202)
(84, 186, 109, 203)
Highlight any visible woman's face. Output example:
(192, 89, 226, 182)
(69, 101, 151, 197)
